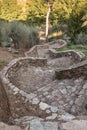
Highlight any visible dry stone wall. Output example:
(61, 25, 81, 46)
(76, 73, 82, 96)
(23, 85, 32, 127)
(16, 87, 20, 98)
(25, 39, 67, 58)
(49, 49, 85, 62)
(1, 57, 50, 119)
(1, 57, 75, 122)
(55, 60, 87, 79)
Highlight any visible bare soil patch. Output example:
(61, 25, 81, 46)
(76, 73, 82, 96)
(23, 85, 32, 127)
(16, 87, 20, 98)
(0, 47, 24, 70)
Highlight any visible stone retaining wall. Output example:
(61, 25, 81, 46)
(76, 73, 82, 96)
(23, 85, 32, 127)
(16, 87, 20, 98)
(1, 57, 75, 121)
(25, 39, 85, 64)
(49, 49, 85, 62)
(25, 46, 37, 57)
(25, 39, 67, 57)
(0, 77, 11, 122)
(0, 57, 49, 119)
(55, 60, 87, 79)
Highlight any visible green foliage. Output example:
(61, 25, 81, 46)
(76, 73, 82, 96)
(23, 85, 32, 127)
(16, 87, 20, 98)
(82, 12, 87, 32)
(74, 32, 87, 45)
(0, 0, 18, 21)
(26, 0, 47, 25)
(0, 20, 39, 49)
(66, 0, 87, 41)
(0, 0, 87, 26)
(0, 20, 11, 46)
(0, 0, 87, 43)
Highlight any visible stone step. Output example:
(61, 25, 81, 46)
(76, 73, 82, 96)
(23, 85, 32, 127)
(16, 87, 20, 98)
(62, 119, 87, 130)
(29, 119, 58, 130)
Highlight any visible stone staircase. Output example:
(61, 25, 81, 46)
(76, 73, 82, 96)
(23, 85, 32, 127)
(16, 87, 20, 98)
(29, 119, 58, 130)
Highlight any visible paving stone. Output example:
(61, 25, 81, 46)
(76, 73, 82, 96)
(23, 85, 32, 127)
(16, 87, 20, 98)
(46, 113, 57, 120)
(13, 87, 19, 92)
(66, 86, 72, 89)
(14, 91, 18, 95)
(9, 82, 13, 87)
(71, 105, 76, 113)
(69, 101, 73, 105)
(26, 93, 36, 100)
(51, 101, 58, 106)
(46, 110, 51, 114)
(42, 122, 58, 130)
(72, 87, 76, 92)
(75, 96, 85, 106)
(62, 120, 87, 130)
(10, 85, 15, 89)
(39, 102, 50, 110)
(83, 83, 87, 89)
(20, 90, 27, 97)
(30, 119, 44, 130)
(41, 98, 46, 102)
(2, 77, 8, 84)
(58, 101, 64, 105)
(43, 92, 48, 96)
(58, 82, 64, 85)
(30, 120, 58, 130)
(32, 98, 40, 104)
(60, 88, 67, 95)
(59, 113, 75, 121)
(50, 106, 58, 113)
(46, 95, 52, 99)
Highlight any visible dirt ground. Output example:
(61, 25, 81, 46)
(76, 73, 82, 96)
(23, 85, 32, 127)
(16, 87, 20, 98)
(0, 47, 25, 70)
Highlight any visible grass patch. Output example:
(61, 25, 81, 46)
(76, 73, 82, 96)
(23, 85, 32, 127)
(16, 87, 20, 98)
(57, 44, 87, 56)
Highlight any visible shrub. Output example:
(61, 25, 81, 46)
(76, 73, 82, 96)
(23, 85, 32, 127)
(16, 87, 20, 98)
(74, 32, 87, 45)
(0, 20, 11, 46)
(0, 20, 39, 49)
(62, 34, 71, 43)
(9, 21, 39, 49)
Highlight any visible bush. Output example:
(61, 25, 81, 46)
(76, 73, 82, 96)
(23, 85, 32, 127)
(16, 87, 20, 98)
(9, 21, 40, 49)
(66, 0, 87, 42)
(0, 20, 39, 49)
(74, 32, 87, 45)
(0, 20, 10, 46)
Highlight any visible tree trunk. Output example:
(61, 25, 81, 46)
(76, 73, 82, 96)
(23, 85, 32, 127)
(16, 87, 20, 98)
(45, 2, 51, 41)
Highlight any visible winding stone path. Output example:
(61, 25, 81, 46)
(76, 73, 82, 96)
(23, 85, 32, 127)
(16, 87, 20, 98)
(1, 39, 87, 129)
